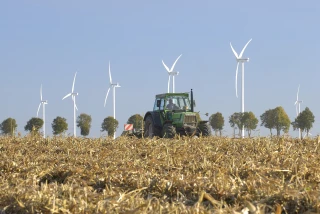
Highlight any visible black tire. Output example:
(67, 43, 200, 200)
(198, 123, 212, 137)
(144, 116, 160, 138)
(162, 123, 176, 138)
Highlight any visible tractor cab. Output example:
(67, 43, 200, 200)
(154, 93, 192, 112)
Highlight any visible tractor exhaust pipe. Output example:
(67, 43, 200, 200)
(190, 89, 194, 112)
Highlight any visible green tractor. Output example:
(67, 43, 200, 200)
(143, 89, 211, 138)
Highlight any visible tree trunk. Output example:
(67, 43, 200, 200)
(248, 130, 251, 138)
(219, 130, 222, 137)
(269, 129, 272, 137)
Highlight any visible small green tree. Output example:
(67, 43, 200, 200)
(229, 112, 243, 137)
(209, 112, 224, 136)
(77, 113, 92, 136)
(101, 116, 119, 137)
(52, 116, 68, 135)
(242, 111, 258, 137)
(273, 106, 291, 136)
(0, 118, 18, 136)
(260, 109, 275, 137)
(292, 107, 315, 138)
(25, 117, 44, 134)
(127, 114, 143, 131)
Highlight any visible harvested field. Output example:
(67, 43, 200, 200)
(0, 136, 320, 213)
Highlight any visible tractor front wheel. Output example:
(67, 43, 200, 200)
(162, 123, 176, 138)
(198, 123, 212, 137)
(144, 116, 159, 138)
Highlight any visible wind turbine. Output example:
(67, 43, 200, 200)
(104, 61, 121, 139)
(230, 39, 252, 138)
(37, 84, 48, 138)
(294, 84, 303, 139)
(62, 72, 78, 137)
(162, 54, 182, 93)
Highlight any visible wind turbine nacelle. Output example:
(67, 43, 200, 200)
(72, 92, 79, 96)
(238, 58, 249, 62)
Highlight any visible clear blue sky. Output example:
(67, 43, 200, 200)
(0, 1, 319, 138)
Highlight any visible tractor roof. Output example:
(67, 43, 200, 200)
(156, 93, 189, 99)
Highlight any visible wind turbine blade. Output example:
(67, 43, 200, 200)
(104, 87, 111, 107)
(239, 38, 252, 58)
(72, 72, 77, 93)
(230, 42, 239, 58)
(170, 54, 182, 72)
(235, 62, 239, 98)
(62, 93, 71, 100)
(294, 101, 297, 105)
(40, 84, 43, 100)
(37, 103, 41, 117)
(109, 61, 112, 84)
(297, 84, 300, 101)
(162, 60, 170, 72)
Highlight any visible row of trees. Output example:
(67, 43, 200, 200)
(0, 108, 314, 138)
(209, 106, 315, 138)
(0, 114, 144, 137)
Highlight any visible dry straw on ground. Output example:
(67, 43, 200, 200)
(0, 135, 320, 213)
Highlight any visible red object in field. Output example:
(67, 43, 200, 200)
(124, 124, 133, 131)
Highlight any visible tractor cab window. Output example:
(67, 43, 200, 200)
(165, 96, 191, 111)
(154, 98, 165, 111)
(160, 99, 165, 110)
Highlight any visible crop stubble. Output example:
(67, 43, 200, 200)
(0, 136, 320, 213)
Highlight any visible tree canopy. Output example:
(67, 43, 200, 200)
(260, 109, 276, 136)
(0, 118, 17, 136)
(229, 112, 243, 137)
(209, 112, 224, 136)
(127, 114, 143, 131)
(52, 116, 68, 135)
(260, 107, 290, 137)
(77, 113, 92, 136)
(273, 106, 291, 136)
(101, 116, 119, 137)
(291, 107, 315, 138)
(24, 117, 44, 134)
(242, 111, 258, 137)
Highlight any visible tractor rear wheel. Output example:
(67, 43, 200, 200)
(162, 123, 176, 138)
(144, 116, 159, 138)
(198, 123, 212, 137)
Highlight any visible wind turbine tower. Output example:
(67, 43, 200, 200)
(104, 61, 121, 139)
(62, 72, 79, 137)
(230, 39, 252, 138)
(162, 54, 182, 93)
(294, 84, 303, 139)
(37, 84, 48, 138)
